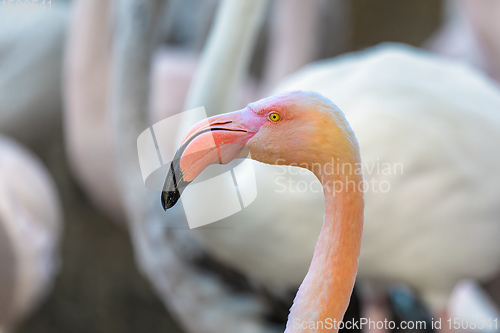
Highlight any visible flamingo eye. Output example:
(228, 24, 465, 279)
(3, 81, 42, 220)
(268, 112, 281, 122)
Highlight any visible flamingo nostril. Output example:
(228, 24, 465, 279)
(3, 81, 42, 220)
(209, 120, 233, 126)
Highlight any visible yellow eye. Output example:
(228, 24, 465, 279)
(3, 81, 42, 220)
(268, 112, 281, 122)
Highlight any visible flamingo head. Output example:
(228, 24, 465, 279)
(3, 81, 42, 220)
(161, 90, 359, 210)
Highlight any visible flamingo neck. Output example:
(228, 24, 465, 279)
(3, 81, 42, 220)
(285, 168, 364, 333)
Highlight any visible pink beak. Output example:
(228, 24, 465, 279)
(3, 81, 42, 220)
(161, 107, 264, 210)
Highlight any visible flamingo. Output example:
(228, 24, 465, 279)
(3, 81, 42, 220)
(273, 44, 500, 311)
(103, 0, 500, 329)
(0, 136, 61, 332)
(162, 90, 364, 332)
(172, 42, 500, 330)
(109, 0, 500, 328)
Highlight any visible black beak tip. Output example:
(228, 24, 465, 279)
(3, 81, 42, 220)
(161, 190, 180, 210)
(161, 191, 168, 211)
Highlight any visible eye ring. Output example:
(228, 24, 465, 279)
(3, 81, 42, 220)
(268, 112, 281, 122)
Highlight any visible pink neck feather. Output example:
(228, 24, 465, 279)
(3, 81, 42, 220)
(285, 170, 364, 333)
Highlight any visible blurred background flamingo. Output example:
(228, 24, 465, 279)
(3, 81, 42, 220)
(0, 136, 62, 333)
(428, 0, 500, 84)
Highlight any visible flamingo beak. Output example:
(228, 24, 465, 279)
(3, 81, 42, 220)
(161, 108, 264, 210)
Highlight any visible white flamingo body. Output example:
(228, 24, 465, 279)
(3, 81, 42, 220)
(193, 44, 500, 310)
